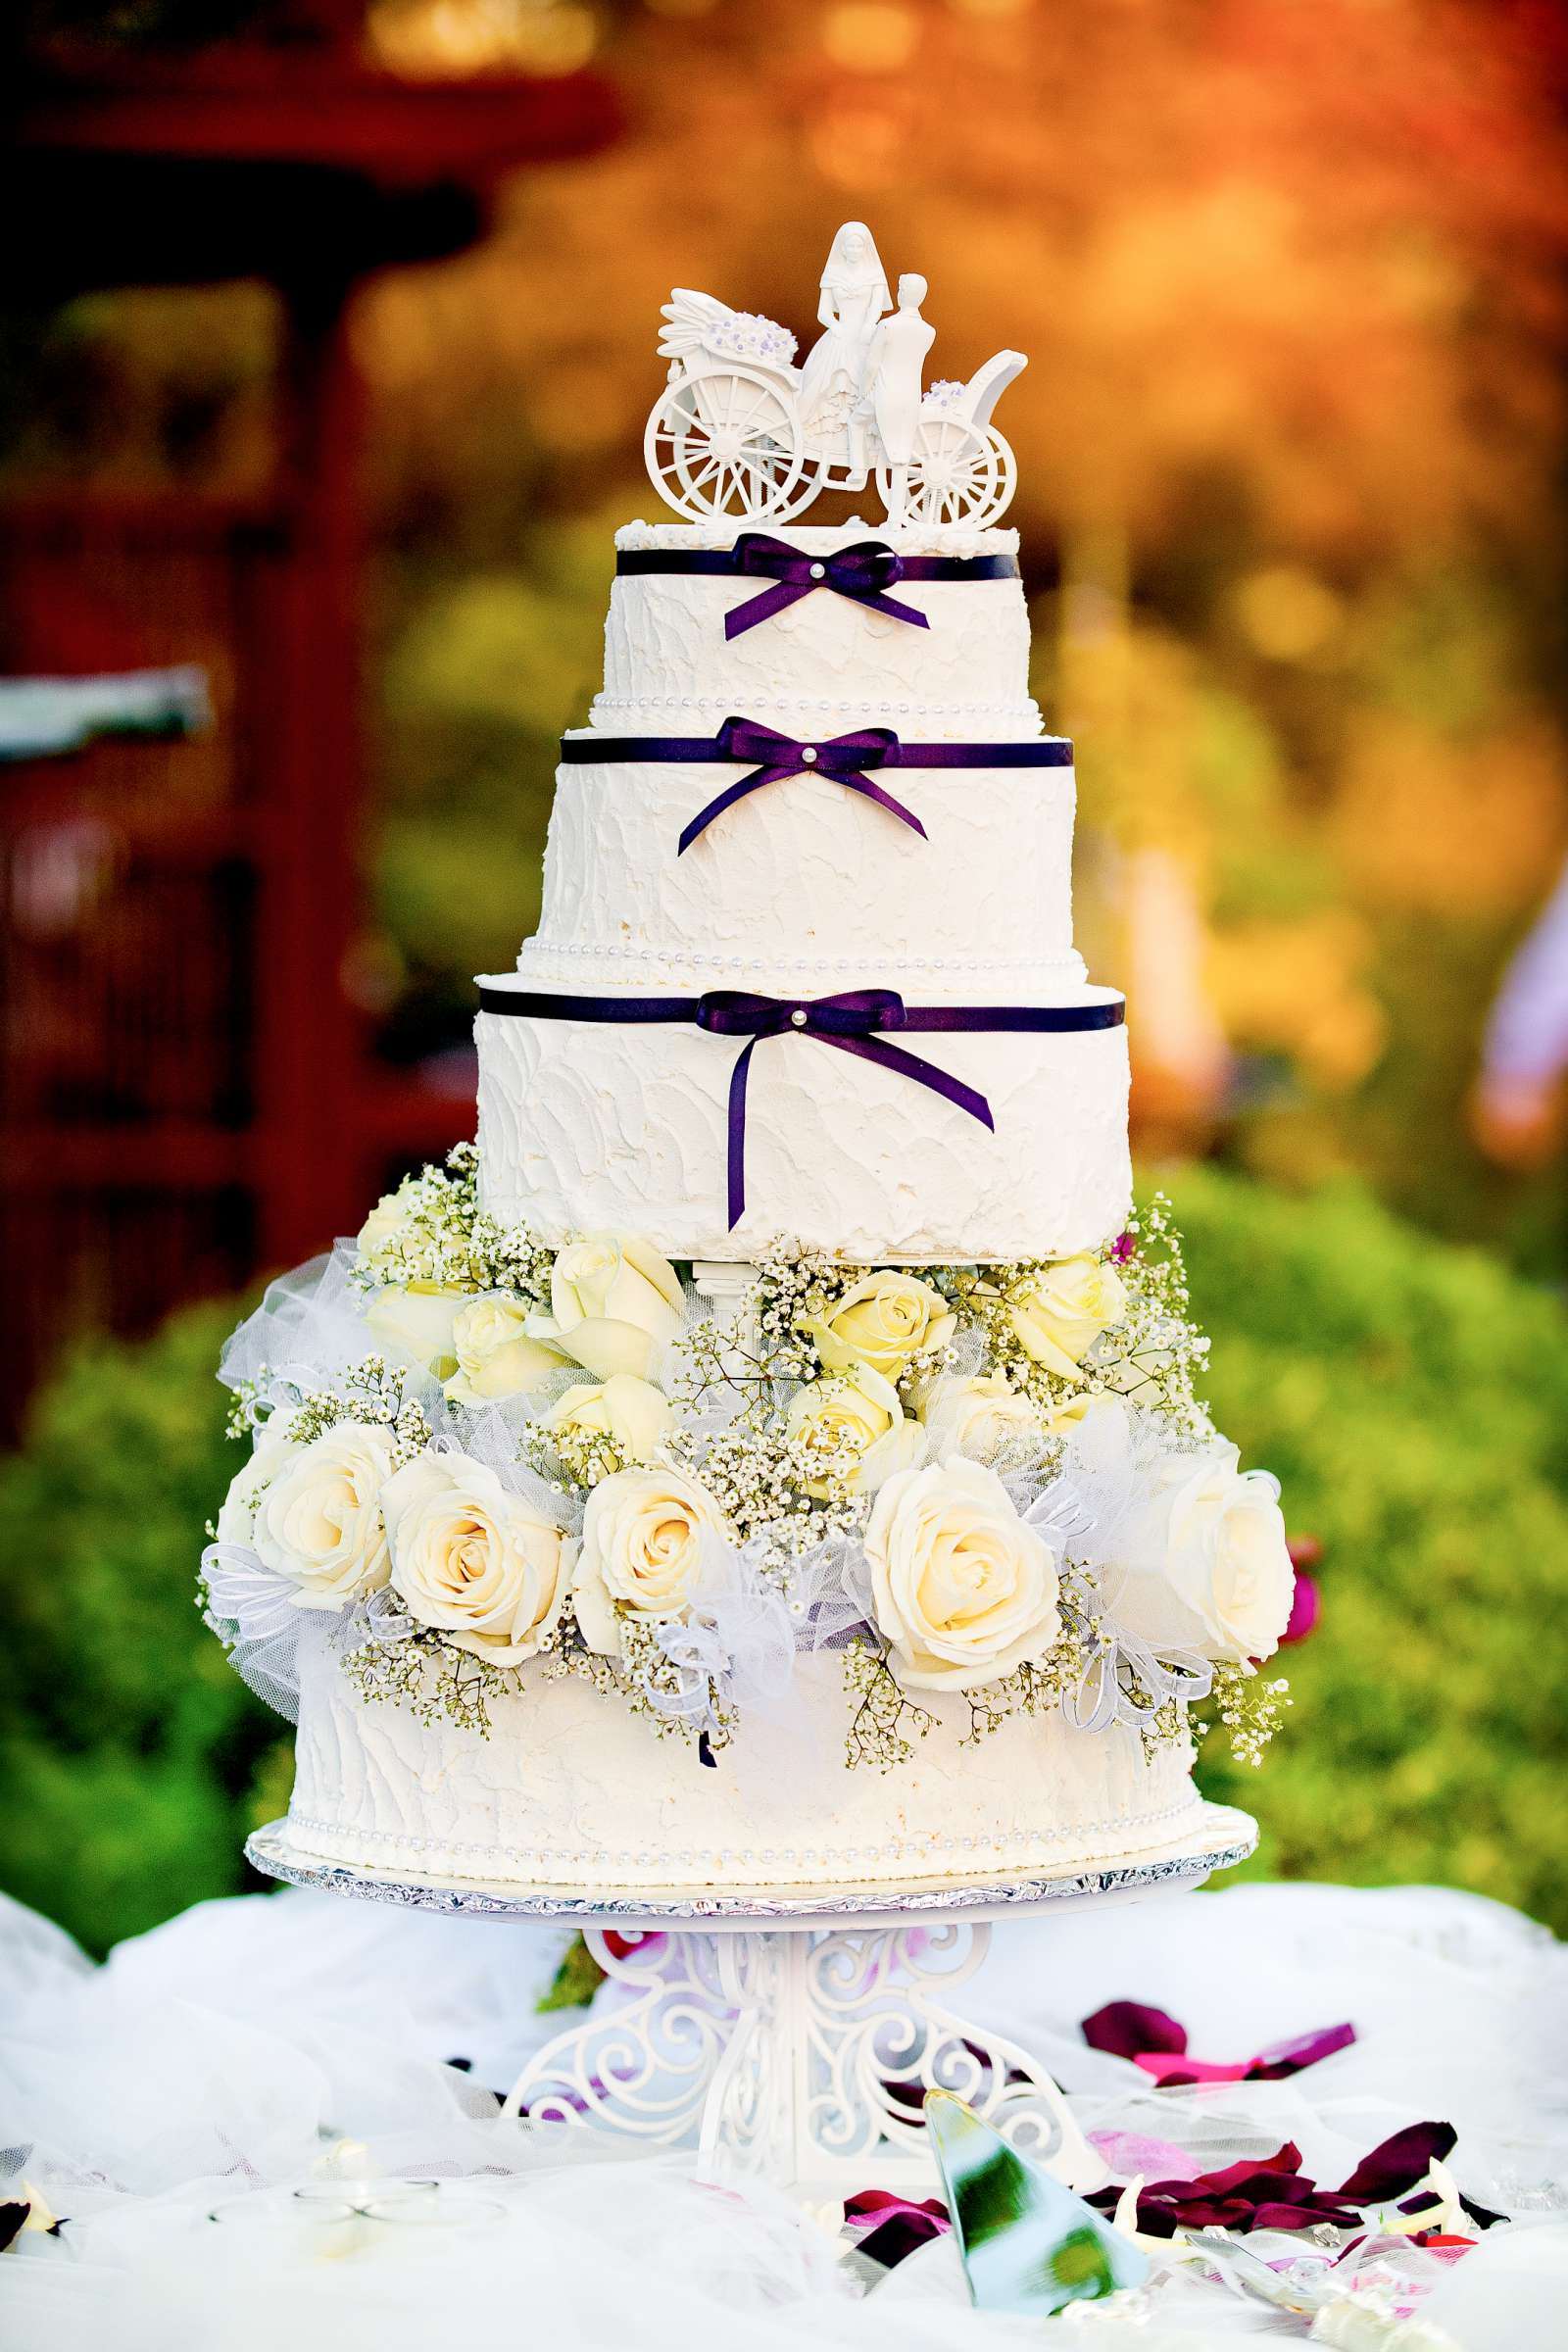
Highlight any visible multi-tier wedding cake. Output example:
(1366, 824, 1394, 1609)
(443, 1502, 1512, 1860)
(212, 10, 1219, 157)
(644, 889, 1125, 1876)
(205, 227, 1290, 1899)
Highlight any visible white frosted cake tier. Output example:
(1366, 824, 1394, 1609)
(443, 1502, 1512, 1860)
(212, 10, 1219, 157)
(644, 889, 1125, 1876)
(285, 1639, 1206, 1892)
(474, 974, 1132, 1261)
(533, 742, 1078, 969)
(605, 518, 1032, 718)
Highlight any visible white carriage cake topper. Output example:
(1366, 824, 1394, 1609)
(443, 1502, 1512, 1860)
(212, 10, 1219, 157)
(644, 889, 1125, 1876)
(645, 220, 1026, 530)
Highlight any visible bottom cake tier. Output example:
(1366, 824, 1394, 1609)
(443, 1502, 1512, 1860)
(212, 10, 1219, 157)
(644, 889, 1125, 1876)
(284, 1630, 1215, 1894)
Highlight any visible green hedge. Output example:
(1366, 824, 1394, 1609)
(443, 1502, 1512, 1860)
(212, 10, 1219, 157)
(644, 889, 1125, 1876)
(0, 1300, 287, 1951)
(1, 1172, 1564, 1952)
(1175, 1168, 1568, 1928)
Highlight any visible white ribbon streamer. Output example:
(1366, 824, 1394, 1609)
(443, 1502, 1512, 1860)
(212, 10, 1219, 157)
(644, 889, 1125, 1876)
(643, 1538, 797, 1736)
(200, 1541, 338, 1725)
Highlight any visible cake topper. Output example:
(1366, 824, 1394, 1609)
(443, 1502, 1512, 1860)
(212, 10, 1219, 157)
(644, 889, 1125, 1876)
(645, 222, 1025, 529)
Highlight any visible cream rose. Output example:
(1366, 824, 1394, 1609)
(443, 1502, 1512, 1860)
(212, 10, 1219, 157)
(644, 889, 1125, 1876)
(543, 1374, 672, 1467)
(1038, 1389, 1100, 1437)
(215, 1417, 302, 1546)
(572, 1465, 731, 1655)
(1008, 1255, 1127, 1380)
(382, 1449, 573, 1667)
(1108, 1443, 1295, 1665)
(357, 1181, 419, 1270)
(527, 1237, 684, 1381)
(251, 1419, 393, 1608)
(864, 1457, 1062, 1692)
(918, 1374, 1044, 1463)
(365, 1283, 466, 1381)
(806, 1271, 956, 1381)
(785, 1363, 907, 1499)
(444, 1293, 566, 1405)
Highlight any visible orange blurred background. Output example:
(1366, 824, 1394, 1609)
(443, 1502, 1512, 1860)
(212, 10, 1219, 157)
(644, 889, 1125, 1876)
(4, 0, 1568, 1414)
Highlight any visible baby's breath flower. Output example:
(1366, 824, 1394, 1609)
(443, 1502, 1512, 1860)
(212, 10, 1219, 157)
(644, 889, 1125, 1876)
(1195, 1660, 1292, 1766)
(354, 1142, 554, 1304)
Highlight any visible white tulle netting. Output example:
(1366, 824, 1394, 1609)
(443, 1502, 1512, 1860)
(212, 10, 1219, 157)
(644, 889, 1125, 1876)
(2, 1883, 1564, 2350)
(201, 1247, 1221, 1740)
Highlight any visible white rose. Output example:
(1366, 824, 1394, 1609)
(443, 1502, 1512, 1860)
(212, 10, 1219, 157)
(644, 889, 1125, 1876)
(1108, 1443, 1295, 1664)
(527, 1237, 684, 1381)
(572, 1465, 732, 1655)
(215, 1417, 302, 1546)
(919, 1374, 1044, 1463)
(365, 1283, 466, 1380)
(357, 1181, 419, 1269)
(785, 1363, 907, 1499)
(444, 1293, 566, 1404)
(806, 1271, 956, 1380)
(865, 1456, 1062, 1692)
(543, 1374, 672, 1466)
(383, 1449, 573, 1667)
(252, 1420, 394, 1609)
(1009, 1255, 1128, 1380)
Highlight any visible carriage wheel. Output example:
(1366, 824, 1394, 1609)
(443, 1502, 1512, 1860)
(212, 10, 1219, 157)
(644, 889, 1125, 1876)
(966, 427, 1018, 527)
(876, 415, 998, 528)
(644, 370, 806, 522)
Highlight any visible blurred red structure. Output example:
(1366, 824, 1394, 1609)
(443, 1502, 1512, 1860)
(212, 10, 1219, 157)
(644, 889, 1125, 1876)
(0, 24, 618, 1434)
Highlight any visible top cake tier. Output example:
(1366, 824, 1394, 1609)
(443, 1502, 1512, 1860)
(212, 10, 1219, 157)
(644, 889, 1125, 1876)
(598, 519, 1036, 736)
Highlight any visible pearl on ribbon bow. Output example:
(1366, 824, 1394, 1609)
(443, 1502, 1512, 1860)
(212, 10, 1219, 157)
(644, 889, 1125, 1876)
(723, 533, 931, 638)
(678, 716, 924, 855)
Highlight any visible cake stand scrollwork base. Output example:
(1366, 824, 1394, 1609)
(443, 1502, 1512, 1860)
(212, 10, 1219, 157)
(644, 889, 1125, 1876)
(244, 1812, 1258, 2204)
(501, 1919, 1105, 2201)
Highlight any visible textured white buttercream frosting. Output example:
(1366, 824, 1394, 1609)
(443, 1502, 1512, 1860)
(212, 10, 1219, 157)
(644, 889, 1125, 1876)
(601, 518, 1036, 735)
(474, 981, 1130, 1261)
(286, 1637, 1204, 1891)
(472, 514, 1131, 1261)
(531, 746, 1079, 971)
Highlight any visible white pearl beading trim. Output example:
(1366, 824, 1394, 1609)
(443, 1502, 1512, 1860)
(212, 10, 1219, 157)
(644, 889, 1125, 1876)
(614, 518, 1022, 560)
(515, 940, 1088, 980)
(584, 694, 1047, 726)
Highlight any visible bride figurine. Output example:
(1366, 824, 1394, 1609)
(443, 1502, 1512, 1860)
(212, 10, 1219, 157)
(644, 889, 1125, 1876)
(798, 221, 891, 471)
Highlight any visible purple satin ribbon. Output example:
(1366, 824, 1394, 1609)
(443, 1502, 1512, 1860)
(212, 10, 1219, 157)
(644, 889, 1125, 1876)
(723, 534, 930, 638)
(681, 717, 923, 855)
(699, 989, 990, 1228)
(560, 722, 1072, 858)
(477, 985, 1126, 1230)
(614, 540, 1019, 641)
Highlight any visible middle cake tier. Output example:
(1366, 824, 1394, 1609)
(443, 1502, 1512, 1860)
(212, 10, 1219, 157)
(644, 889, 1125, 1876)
(529, 714, 1081, 976)
(475, 956, 1132, 1263)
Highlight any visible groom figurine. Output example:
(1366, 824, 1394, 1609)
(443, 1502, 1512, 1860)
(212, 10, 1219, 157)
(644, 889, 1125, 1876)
(869, 272, 936, 526)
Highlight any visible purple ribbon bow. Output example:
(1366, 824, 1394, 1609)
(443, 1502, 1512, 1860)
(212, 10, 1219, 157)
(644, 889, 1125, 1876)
(724, 533, 931, 639)
(679, 716, 925, 856)
(695, 988, 993, 1228)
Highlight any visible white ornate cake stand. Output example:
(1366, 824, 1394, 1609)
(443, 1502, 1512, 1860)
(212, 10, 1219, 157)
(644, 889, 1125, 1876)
(246, 1807, 1256, 2203)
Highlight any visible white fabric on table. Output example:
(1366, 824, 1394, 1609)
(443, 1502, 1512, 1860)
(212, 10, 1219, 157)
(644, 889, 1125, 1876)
(0, 1881, 1564, 2350)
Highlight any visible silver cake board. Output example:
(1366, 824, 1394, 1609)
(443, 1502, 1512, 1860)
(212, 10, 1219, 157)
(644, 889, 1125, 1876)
(246, 1803, 1257, 2204)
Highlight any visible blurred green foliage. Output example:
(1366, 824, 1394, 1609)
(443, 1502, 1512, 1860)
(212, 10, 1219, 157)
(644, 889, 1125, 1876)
(0, 1298, 286, 1952)
(1178, 1167, 1568, 1928)
(1, 1169, 1565, 1954)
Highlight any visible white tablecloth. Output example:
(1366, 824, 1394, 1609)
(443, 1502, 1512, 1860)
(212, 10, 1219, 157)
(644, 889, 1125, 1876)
(2, 1881, 1564, 2348)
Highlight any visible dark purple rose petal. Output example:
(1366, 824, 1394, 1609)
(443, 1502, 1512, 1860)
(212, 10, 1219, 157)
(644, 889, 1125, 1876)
(1081, 2000, 1189, 2061)
(844, 2189, 950, 2271)
(1337, 2122, 1456, 2203)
